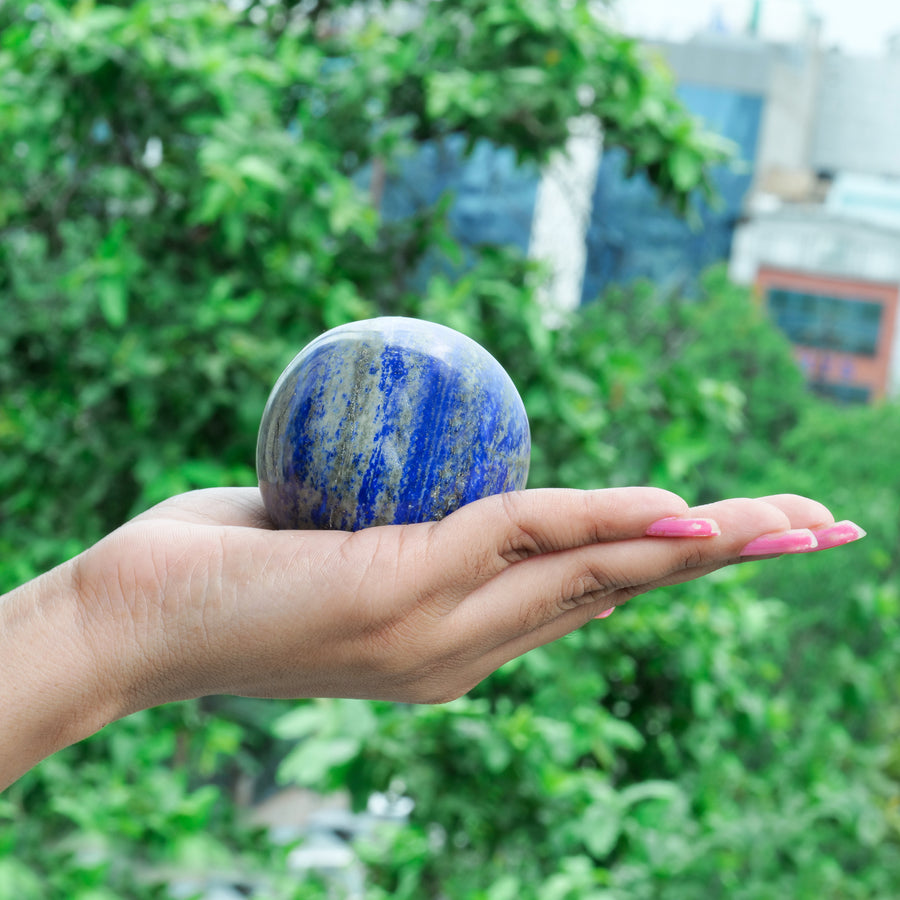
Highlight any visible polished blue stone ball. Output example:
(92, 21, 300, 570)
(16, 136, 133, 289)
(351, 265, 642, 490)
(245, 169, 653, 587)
(257, 316, 531, 530)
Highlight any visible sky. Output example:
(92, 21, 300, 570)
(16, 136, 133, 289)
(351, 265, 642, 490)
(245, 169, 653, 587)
(612, 0, 900, 57)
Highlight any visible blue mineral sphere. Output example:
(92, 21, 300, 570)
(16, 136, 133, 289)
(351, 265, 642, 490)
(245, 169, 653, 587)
(256, 316, 531, 530)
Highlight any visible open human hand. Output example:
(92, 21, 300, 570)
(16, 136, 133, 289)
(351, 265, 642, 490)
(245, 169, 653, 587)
(0, 486, 864, 789)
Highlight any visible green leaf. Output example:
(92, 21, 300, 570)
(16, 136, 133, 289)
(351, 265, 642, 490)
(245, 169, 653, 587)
(0, 859, 42, 900)
(98, 278, 128, 328)
(278, 736, 361, 786)
(619, 780, 686, 810)
(668, 145, 703, 193)
(234, 154, 288, 191)
(272, 703, 329, 741)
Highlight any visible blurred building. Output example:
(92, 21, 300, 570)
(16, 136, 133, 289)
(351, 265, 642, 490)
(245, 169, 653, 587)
(732, 188, 900, 402)
(381, 4, 900, 400)
(648, 19, 900, 401)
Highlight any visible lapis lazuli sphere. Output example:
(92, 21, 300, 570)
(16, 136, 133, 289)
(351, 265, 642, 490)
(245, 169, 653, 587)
(256, 316, 531, 531)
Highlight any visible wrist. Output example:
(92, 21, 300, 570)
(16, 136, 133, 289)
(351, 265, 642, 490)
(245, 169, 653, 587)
(0, 559, 127, 790)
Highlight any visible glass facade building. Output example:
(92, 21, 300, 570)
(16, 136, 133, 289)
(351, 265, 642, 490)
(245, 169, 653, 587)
(580, 85, 764, 301)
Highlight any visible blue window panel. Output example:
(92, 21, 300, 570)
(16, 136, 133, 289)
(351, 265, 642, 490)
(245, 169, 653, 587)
(581, 85, 764, 301)
(767, 288, 883, 357)
(381, 135, 541, 253)
(809, 381, 872, 404)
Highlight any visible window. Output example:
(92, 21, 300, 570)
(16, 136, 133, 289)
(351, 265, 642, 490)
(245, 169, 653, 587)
(767, 289, 883, 357)
(810, 381, 872, 404)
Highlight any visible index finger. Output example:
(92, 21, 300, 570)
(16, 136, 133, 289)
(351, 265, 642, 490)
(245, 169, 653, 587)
(427, 487, 690, 591)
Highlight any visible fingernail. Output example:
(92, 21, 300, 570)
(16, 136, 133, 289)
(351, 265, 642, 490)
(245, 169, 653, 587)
(805, 520, 867, 552)
(645, 516, 721, 538)
(740, 528, 818, 557)
(594, 606, 615, 619)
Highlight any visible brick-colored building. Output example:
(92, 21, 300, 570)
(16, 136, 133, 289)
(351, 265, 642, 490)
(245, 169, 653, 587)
(756, 266, 900, 402)
(731, 205, 900, 401)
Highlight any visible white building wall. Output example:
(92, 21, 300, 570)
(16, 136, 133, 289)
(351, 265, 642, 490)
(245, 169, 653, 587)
(527, 116, 603, 318)
(730, 211, 900, 284)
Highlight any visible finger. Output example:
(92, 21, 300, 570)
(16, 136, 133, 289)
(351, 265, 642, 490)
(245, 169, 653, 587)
(685, 494, 833, 539)
(432, 493, 848, 684)
(803, 520, 867, 552)
(427, 487, 690, 592)
(449, 495, 817, 650)
(750, 495, 868, 553)
(461, 551, 729, 682)
(590, 494, 858, 601)
(472, 535, 710, 634)
(751, 493, 834, 531)
(689, 493, 834, 558)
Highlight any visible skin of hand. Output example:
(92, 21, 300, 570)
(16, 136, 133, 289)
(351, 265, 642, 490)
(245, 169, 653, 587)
(0, 486, 840, 790)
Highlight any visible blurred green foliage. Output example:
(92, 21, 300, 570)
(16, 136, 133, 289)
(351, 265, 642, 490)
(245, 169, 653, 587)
(2, 1, 898, 898)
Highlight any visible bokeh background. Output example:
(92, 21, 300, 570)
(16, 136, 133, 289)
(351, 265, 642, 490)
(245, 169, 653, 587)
(2, 1, 899, 898)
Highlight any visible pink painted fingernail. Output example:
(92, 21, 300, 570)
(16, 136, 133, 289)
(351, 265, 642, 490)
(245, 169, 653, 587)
(594, 606, 615, 619)
(645, 516, 721, 538)
(805, 520, 867, 552)
(740, 528, 818, 557)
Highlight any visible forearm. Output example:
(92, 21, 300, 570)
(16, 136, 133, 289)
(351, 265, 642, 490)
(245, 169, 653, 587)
(0, 561, 121, 791)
